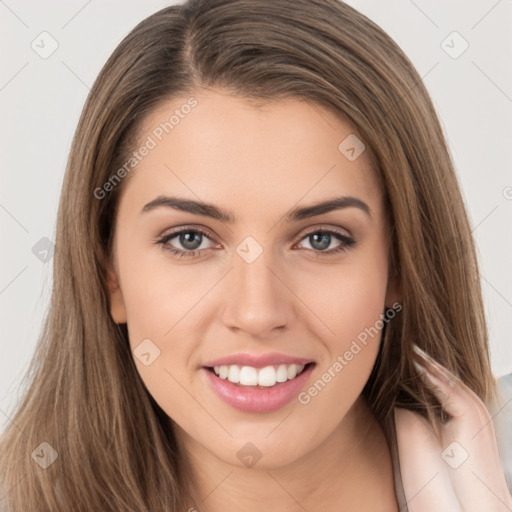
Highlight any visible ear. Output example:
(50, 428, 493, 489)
(106, 264, 127, 324)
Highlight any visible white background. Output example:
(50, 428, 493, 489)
(1, 0, 511, 434)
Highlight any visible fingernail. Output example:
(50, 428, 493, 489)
(413, 360, 425, 375)
(412, 343, 431, 360)
(412, 344, 459, 386)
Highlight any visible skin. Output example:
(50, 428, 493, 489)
(107, 88, 402, 511)
(398, 346, 512, 511)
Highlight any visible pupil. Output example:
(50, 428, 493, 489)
(180, 232, 202, 250)
(311, 233, 330, 251)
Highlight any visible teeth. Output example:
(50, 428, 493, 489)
(240, 366, 258, 386)
(212, 363, 307, 387)
(228, 365, 241, 383)
(287, 364, 297, 380)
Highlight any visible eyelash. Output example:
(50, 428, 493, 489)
(155, 226, 356, 260)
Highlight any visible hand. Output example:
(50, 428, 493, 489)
(394, 343, 512, 512)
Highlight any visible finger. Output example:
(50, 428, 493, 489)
(413, 352, 493, 449)
(412, 344, 490, 426)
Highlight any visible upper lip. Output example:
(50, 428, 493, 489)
(203, 352, 315, 369)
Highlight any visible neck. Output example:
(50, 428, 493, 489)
(174, 396, 399, 512)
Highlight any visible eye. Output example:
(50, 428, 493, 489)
(155, 226, 220, 259)
(154, 226, 356, 259)
(293, 227, 356, 257)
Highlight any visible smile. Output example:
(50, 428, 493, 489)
(202, 363, 316, 413)
(211, 363, 307, 387)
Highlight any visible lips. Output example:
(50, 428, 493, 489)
(203, 351, 315, 369)
(201, 351, 317, 412)
(202, 362, 316, 413)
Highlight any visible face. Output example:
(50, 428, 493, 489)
(107, 88, 399, 469)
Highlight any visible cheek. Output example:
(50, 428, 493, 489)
(332, 272, 387, 352)
(114, 239, 204, 411)
(296, 271, 387, 424)
(297, 244, 389, 395)
(118, 253, 203, 425)
(300, 251, 388, 351)
(117, 237, 204, 342)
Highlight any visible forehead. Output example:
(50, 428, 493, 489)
(122, 89, 383, 220)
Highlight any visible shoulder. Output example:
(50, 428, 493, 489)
(487, 373, 512, 495)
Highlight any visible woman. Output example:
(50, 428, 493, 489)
(0, 0, 510, 510)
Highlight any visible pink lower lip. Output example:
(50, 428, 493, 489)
(202, 364, 315, 413)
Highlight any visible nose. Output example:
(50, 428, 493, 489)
(220, 250, 294, 340)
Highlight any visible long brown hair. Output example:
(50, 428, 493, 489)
(0, 0, 497, 510)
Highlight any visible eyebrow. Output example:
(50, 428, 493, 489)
(141, 195, 371, 223)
